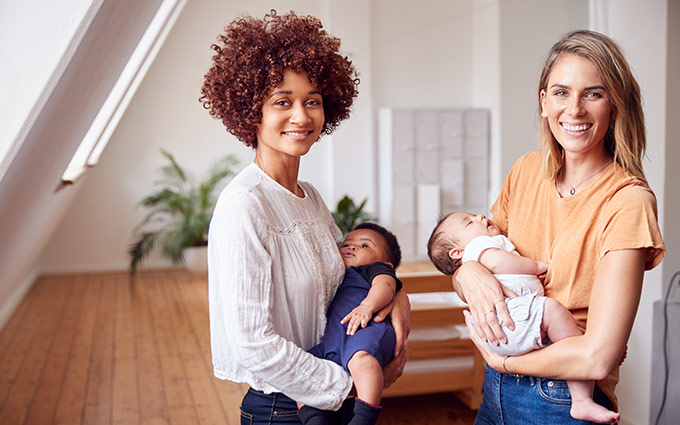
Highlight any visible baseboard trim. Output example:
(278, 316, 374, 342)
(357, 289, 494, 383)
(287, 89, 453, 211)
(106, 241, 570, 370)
(38, 260, 179, 275)
(0, 269, 39, 331)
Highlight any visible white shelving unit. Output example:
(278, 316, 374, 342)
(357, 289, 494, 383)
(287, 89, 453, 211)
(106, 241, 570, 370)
(379, 108, 490, 261)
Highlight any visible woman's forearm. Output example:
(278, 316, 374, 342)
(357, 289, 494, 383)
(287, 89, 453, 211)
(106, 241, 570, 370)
(502, 249, 645, 380)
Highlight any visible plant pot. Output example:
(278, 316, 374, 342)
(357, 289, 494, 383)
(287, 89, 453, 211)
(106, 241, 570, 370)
(184, 245, 208, 274)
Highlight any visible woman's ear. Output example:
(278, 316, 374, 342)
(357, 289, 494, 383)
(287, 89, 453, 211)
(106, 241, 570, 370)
(540, 89, 548, 118)
(448, 247, 463, 261)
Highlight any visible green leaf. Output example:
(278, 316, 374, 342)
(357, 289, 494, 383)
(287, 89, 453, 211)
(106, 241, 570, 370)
(128, 231, 161, 275)
(332, 194, 376, 236)
(128, 149, 238, 274)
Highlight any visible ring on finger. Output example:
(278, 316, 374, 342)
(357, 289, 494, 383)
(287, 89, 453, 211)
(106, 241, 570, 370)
(484, 309, 495, 315)
(494, 299, 505, 306)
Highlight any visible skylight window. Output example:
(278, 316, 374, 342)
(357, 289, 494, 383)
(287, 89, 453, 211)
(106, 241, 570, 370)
(61, 0, 186, 184)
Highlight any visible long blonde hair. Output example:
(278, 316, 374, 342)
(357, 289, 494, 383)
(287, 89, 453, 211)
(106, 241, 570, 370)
(538, 30, 646, 181)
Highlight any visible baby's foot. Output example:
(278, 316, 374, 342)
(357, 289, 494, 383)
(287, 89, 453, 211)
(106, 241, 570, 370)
(571, 399, 620, 424)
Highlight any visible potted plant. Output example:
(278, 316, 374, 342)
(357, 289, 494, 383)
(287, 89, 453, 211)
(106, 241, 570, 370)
(332, 195, 376, 236)
(128, 149, 238, 274)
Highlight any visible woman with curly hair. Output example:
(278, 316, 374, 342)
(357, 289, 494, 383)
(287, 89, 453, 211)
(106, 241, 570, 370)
(200, 10, 409, 424)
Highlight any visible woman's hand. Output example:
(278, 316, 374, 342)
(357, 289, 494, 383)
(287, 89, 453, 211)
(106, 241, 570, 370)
(463, 310, 505, 372)
(382, 346, 407, 388)
(374, 290, 410, 387)
(453, 261, 517, 345)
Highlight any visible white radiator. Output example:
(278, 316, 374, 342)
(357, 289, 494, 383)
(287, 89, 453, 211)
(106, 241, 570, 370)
(650, 292, 680, 424)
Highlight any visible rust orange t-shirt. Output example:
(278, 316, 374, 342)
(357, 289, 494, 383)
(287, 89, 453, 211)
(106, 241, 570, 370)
(490, 151, 665, 409)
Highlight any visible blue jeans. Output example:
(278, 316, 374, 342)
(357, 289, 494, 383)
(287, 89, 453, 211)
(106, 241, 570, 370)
(240, 388, 355, 425)
(474, 365, 615, 425)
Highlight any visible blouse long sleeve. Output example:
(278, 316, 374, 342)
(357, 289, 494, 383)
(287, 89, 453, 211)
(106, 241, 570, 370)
(208, 164, 352, 411)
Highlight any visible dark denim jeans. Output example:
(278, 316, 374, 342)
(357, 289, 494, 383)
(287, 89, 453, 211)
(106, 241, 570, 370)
(240, 388, 355, 425)
(474, 365, 615, 425)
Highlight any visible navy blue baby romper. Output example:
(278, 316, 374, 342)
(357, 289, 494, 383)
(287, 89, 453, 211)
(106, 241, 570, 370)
(309, 262, 402, 371)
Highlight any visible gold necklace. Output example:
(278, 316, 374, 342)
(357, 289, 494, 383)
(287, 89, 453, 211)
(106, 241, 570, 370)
(564, 162, 612, 196)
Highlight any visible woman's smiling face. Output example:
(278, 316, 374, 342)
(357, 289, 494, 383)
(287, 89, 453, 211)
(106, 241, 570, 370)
(255, 69, 325, 161)
(540, 54, 613, 158)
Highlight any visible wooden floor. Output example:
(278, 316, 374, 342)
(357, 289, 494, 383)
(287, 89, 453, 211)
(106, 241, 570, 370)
(0, 270, 476, 425)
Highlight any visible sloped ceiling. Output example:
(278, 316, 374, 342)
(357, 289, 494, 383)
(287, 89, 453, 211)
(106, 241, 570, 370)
(0, 0, 164, 325)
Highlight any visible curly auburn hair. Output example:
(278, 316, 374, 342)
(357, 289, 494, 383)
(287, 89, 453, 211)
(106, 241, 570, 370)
(199, 10, 360, 148)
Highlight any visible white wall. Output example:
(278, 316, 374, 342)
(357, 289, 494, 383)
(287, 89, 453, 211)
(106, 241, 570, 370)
(0, 0, 101, 180)
(472, 0, 501, 205)
(38, 0, 372, 272)
(663, 0, 680, 294)
(40, 0, 488, 271)
(371, 0, 476, 109)
(0, 0, 164, 329)
(499, 0, 589, 178)
(605, 2, 670, 424)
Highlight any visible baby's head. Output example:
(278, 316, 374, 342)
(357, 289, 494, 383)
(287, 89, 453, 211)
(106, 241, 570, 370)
(340, 222, 401, 270)
(427, 212, 500, 275)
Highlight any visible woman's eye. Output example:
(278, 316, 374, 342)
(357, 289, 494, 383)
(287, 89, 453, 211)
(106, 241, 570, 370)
(274, 100, 289, 106)
(585, 92, 603, 99)
(554, 90, 567, 96)
(306, 99, 322, 106)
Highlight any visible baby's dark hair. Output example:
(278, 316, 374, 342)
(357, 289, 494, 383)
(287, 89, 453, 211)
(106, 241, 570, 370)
(353, 222, 402, 269)
(427, 213, 461, 276)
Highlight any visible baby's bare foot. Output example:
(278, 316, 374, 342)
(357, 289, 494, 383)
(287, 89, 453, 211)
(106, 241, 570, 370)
(571, 399, 620, 424)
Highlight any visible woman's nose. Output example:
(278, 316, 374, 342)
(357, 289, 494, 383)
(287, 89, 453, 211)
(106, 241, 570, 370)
(290, 103, 311, 124)
(568, 96, 585, 116)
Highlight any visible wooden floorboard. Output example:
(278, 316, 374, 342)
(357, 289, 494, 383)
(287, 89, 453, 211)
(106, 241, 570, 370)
(1, 276, 71, 425)
(0, 269, 476, 424)
(0, 277, 52, 413)
(23, 276, 81, 425)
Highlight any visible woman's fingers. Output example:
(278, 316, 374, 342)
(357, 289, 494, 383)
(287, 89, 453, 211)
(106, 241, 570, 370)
(390, 292, 410, 357)
(467, 290, 508, 345)
(464, 310, 506, 372)
(494, 298, 514, 333)
(455, 262, 510, 343)
(471, 307, 504, 345)
(382, 347, 407, 388)
(463, 310, 496, 365)
(501, 284, 519, 299)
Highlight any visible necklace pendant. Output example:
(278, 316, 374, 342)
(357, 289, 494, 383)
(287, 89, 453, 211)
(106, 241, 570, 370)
(569, 187, 575, 195)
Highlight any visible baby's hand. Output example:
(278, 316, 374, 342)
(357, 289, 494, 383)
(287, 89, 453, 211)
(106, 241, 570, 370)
(340, 304, 373, 335)
(537, 261, 548, 279)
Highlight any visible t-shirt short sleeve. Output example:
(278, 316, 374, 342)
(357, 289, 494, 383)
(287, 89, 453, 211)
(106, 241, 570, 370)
(462, 235, 515, 264)
(600, 184, 666, 270)
(355, 262, 403, 292)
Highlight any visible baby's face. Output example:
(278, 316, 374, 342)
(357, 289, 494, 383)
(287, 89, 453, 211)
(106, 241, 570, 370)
(445, 212, 500, 249)
(340, 229, 390, 269)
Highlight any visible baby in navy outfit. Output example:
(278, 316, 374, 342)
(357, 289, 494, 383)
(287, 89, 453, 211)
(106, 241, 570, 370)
(300, 222, 402, 425)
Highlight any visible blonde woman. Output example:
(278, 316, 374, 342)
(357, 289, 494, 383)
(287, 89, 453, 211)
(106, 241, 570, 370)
(453, 30, 665, 424)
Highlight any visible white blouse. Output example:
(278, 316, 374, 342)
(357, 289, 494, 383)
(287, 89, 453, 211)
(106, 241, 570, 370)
(208, 163, 352, 410)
